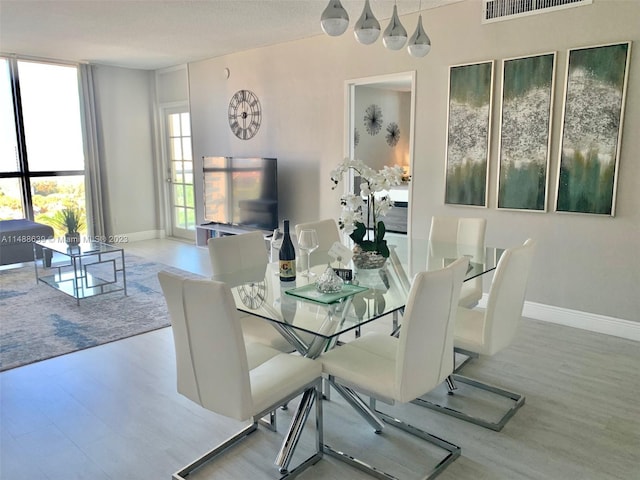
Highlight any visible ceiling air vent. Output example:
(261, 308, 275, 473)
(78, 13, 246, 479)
(483, 0, 592, 23)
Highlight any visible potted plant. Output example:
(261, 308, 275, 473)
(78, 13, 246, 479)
(330, 158, 407, 269)
(52, 207, 84, 244)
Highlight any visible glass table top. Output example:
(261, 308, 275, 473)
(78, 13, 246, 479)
(230, 238, 503, 345)
(35, 238, 123, 256)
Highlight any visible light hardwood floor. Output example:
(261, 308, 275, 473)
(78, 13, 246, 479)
(1, 237, 639, 479)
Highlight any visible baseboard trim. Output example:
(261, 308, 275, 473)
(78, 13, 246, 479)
(478, 295, 640, 342)
(120, 230, 165, 243)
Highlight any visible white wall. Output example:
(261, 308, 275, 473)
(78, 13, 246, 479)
(186, 0, 640, 323)
(93, 65, 158, 239)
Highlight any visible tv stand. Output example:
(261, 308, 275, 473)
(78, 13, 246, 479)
(195, 223, 271, 247)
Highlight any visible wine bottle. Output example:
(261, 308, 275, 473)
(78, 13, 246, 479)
(279, 220, 296, 282)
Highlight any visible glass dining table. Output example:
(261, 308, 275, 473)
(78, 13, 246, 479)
(228, 237, 503, 473)
(231, 239, 501, 355)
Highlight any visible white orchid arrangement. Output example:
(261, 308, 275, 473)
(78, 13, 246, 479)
(330, 158, 406, 258)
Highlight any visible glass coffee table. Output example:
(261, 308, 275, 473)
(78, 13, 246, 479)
(33, 239, 127, 305)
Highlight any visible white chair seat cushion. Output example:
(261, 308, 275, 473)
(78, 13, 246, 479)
(321, 343, 397, 400)
(453, 306, 487, 355)
(245, 342, 282, 369)
(459, 281, 482, 309)
(250, 354, 322, 416)
(240, 314, 295, 353)
(345, 332, 397, 360)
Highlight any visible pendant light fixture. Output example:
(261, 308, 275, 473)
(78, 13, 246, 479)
(407, 2, 431, 57)
(320, 0, 350, 37)
(354, 0, 380, 45)
(319, 0, 432, 58)
(383, 2, 407, 51)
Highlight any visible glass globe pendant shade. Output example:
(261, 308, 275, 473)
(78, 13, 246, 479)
(407, 14, 431, 57)
(383, 5, 407, 50)
(321, 0, 350, 37)
(354, 0, 381, 45)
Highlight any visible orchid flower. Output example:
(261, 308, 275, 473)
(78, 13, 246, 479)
(331, 158, 407, 257)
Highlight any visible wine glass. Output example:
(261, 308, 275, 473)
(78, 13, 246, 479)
(297, 229, 319, 278)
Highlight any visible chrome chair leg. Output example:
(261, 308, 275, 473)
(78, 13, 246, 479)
(174, 379, 323, 480)
(322, 378, 331, 400)
(453, 347, 479, 373)
(173, 423, 258, 480)
(323, 387, 460, 480)
(445, 375, 457, 393)
(412, 373, 525, 432)
(259, 410, 277, 432)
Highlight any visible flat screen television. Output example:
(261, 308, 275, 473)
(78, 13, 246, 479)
(203, 156, 278, 231)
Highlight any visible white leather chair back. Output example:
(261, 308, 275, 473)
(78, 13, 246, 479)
(395, 256, 468, 403)
(182, 278, 253, 420)
(428, 216, 487, 308)
(295, 219, 341, 268)
(429, 216, 486, 254)
(158, 271, 199, 402)
(159, 271, 253, 421)
(483, 239, 536, 355)
(457, 218, 487, 247)
(208, 231, 268, 286)
(428, 216, 459, 244)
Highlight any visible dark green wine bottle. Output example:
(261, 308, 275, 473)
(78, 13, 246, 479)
(279, 220, 296, 282)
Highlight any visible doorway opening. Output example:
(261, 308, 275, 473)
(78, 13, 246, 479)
(345, 71, 416, 237)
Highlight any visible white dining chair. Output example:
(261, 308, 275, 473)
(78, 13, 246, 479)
(294, 219, 341, 271)
(208, 231, 293, 353)
(428, 216, 487, 309)
(158, 271, 323, 479)
(415, 238, 537, 431)
(319, 256, 469, 479)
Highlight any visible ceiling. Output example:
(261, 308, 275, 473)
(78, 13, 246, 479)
(0, 0, 459, 70)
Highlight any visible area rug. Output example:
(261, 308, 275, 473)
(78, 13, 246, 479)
(0, 255, 202, 372)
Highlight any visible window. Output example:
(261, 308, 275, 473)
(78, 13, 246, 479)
(0, 57, 86, 236)
(166, 110, 195, 235)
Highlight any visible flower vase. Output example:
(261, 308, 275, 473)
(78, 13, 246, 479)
(352, 245, 387, 270)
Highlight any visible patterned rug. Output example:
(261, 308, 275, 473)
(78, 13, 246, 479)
(0, 255, 202, 371)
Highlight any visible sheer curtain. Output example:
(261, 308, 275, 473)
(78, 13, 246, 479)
(78, 63, 106, 238)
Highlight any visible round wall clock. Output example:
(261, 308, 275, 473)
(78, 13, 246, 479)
(228, 90, 262, 140)
(238, 281, 267, 309)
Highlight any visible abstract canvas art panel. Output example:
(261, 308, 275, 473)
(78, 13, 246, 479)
(445, 61, 494, 207)
(498, 52, 556, 211)
(556, 42, 631, 215)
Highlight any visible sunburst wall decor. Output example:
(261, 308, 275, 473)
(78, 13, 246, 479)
(364, 104, 383, 135)
(386, 122, 400, 147)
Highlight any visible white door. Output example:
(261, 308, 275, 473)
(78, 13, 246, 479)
(164, 108, 195, 239)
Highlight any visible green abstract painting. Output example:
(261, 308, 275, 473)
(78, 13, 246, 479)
(498, 53, 555, 211)
(445, 61, 494, 207)
(556, 42, 630, 215)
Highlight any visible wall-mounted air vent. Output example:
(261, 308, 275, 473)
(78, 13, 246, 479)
(483, 0, 592, 23)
